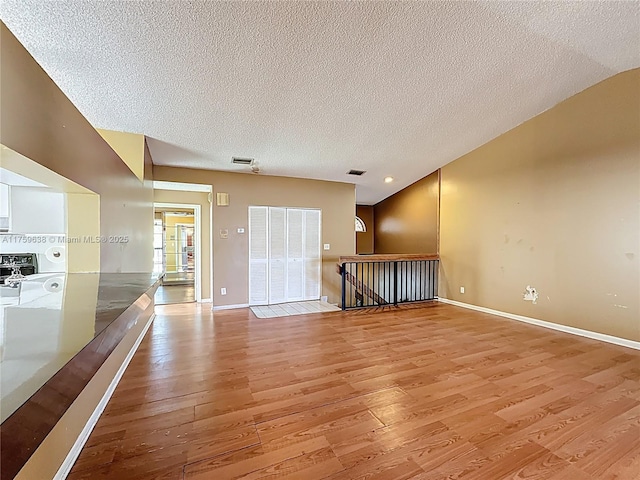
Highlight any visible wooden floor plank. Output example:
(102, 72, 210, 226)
(68, 302, 640, 479)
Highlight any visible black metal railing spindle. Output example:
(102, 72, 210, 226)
(340, 257, 438, 310)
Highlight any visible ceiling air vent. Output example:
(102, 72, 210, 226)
(347, 169, 366, 176)
(232, 157, 254, 166)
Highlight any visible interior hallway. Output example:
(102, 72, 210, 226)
(68, 303, 640, 479)
(154, 285, 196, 306)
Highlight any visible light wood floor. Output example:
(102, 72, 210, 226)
(68, 302, 640, 479)
(155, 285, 195, 305)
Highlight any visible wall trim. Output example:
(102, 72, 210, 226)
(53, 313, 156, 480)
(438, 298, 640, 351)
(212, 303, 249, 311)
(200, 298, 212, 303)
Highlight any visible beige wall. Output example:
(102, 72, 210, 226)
(0, 23, 154, 273)
(374, 171, 439, 254)
(153, 167, 355, 306)
(356, 205, 375, 254)
(66, 193, 100, 273)
(154, 190, 212, 300)
(440, 69, 640, 341)
(164, 214, 194, 226)
(97, 129, 146, 181)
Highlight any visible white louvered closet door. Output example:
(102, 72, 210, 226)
(248, 206, 268, 305)
(303, 209, 321, 300)
(249, 207, 322, 305)
(286, 209, 304, 302)
(268, 207, 287, 304)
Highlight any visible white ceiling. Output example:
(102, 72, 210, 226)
(1, 1, 638, 204)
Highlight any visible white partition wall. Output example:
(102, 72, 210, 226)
(249, 206, 321, 306)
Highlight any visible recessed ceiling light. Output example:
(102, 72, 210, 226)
(384, 176, 394, 183)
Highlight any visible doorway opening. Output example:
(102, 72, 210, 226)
(153, 205, 200, 305)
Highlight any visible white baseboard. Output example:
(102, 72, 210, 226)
(438, 298, 640, 351)
(212, 303, 249, 311)
(54, 313, 156, 480)
(200, 298, 212, 303)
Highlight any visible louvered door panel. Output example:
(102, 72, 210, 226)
(303, 209, 321, 300)
(269, 207, 287, 304)
(248, 206, 268, 305)
(249, 206, 322, 306)
(287, 209, 304, 301)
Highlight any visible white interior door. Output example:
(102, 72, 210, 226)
(286, 209, 304, 302)
(249, 206, 268, 305)
(303, 209, 321, 300)
(249, 206, 322, 305)
(268, 207, 287, 304)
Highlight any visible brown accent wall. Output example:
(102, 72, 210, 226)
(440, 69, 640, 341)
(0, 23, 153, 273)
(153, 166, 355, 306)
(356, 205, 374, 254)
(373, 171, 439, 254)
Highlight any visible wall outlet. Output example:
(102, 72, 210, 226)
(460, 286, 465, 294)
(220, 287, 227, 295)
(323, 244, 330, 250)
(523, 285, 538, 304)
(237, 227, 245, 234)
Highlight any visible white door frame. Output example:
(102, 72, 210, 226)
(154, 203, 202, 302)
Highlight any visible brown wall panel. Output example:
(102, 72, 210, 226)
(373, 171, 439, 254)
(0, 23, 153, 273)
(356, 205, 374, 254)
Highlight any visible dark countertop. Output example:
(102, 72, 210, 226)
(1, 272, 162, 421)
(93, 273, 164, 336)
(0, 272, 162, 479)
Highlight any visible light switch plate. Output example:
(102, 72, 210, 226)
(323, 244, 330, 250)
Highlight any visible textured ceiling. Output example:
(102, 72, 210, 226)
(1, 1, 638, 204)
